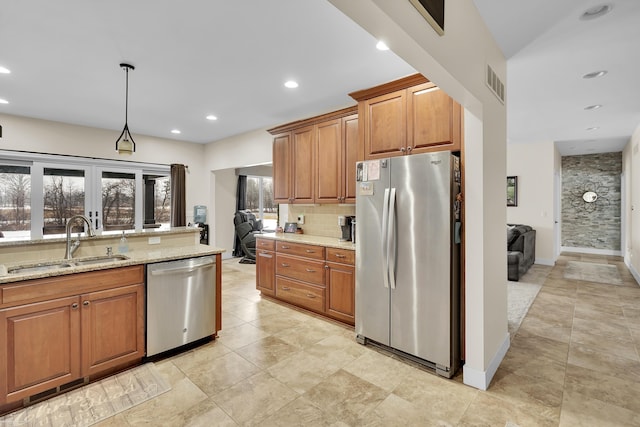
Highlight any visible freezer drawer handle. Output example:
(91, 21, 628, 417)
(149, 259, 215, 276)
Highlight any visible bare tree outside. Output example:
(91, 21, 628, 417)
(43, 173, 85, 234)
(102, 173, 135, 230)
(0, 167, 31, 235)
(155, 176, 171, 224)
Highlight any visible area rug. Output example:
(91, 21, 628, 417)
(508, 280, 542, 336)
(0, 363, 170, 427)
(564, 261, 622, 285)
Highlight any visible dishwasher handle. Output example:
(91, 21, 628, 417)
(149, 258, 215, 276)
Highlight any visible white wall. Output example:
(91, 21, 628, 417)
(0, 113, 209, 225)
(623, 124, 640, 282)
(211, 168, 237, 260)
(330, 0, 508, 389)
(507, 141, 556, 265)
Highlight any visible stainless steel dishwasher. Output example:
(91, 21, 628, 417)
(146, 255, 216, 357)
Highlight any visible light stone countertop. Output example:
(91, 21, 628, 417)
(0, 244, 225, 285)
(256, 232, 355, 251)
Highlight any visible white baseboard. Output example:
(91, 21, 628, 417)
(535, 258, 555, 266)
(561, 246, 622, 257)
(625, 258, 640, 285)
(463, 332, 510, 390)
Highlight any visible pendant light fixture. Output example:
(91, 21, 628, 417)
(115, 63, 136, 154)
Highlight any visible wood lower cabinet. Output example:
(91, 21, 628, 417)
(0, 265, 145, 405)
(256, 238, 355, 325)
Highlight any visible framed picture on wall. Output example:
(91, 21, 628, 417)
(507, 176, 518, 207)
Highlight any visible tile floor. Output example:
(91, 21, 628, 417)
(84, 253, 640, 426)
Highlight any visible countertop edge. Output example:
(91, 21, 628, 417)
(256, 233, 355, 251)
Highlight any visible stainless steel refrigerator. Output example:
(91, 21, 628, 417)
(355, 151, 461, 378)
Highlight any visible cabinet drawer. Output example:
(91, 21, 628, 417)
(326, 248, 355, 265)
(276, 277, 325, 313)
(275, 254, 325, 285)
(256, 238, 275, 251)
(276, 241, 325, 260)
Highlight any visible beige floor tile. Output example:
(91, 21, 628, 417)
(94, 413, 130, 426)
(267, 351, 342, 394)
(273, 321, 341, 350)
(458, 392, 558, 427)
(360, 393, 445, 427)
(170, 340, 232, 374)
(216, 322, 271, 350)
(303, 369, 388, 425)
(235, 336, 301, 369)
(572, 316, 633, 340)
(559, 389, 640, 427)
(249, 310, 313, 335)
(243, 396, 339, 427)
(178, 351, 261, 396)
(221, 311, 248, 329)
(570, 329, 639, 361)
(573, 301, 625, 318)
(305, 334, 367, 369)
(342, 349, 417, 392)
(517, 314, 572, 343)
(568, 343, 640, 382)
(212, 372, 299, 426)
(509, 329, 570, 363)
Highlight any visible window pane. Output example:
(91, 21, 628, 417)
(0, 165, 31, 240)
(262, 177, 277, 231)
(143, 174, 171, 230)
(102, 171, 135, 231)
(246, 177, 260, 215)
(43, 168, 85, 236)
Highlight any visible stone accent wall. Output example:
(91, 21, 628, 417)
(561, 152, 621, 250)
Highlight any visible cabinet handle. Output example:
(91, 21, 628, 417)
(281, 245, 291, 249)
(281, 263, 290, 267)
(335, 254, 345, 258)
(259, 252, 272, 258)
(71, 303, 79, 310)
(306, 294, 316, 299)
(305, 249, 315, 253)
(83, 300, 90, 306)
(282, 286, 291, 291)
(305, 268, 315, 272)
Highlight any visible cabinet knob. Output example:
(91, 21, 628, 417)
(71, 303, 79, 310)
(400, 147, 406, 153)
(83, 300, 90, 306)
(325, 265, 329, 269)
(407, 146, 413, 153)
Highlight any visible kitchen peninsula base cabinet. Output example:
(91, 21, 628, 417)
(0, 265, 145, 406)
(256, 237, 355, 325)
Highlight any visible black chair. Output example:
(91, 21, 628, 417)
(233, 211, 262, 263)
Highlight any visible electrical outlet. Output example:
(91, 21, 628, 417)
(297, 215, 305, 225)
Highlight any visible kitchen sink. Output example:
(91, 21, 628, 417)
(8, 255, 130, 274)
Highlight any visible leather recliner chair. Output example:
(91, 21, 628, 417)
(233, 211, 262, 263)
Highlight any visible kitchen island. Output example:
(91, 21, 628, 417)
(256, 232, 356, 325)
(0, 227, 225, 413)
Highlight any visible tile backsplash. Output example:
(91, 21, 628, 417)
(287, 205, 355, 238)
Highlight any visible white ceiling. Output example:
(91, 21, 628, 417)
(1, 1, 639, 157)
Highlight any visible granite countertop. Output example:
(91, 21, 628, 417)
(0, 244, 225, 285)
(256, 232, 355, 251)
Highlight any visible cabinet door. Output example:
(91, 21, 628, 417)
(342, 114, 359, 203)
(407, 83, 461, 154)
(291, 125, 315, 203)
(0, 296, 81, 404)
(315, 119, 342, 203)
(256, 250, 275, 296)
(81, 283, 144, 376)
(364, 90, 406, 159)
(325, 261, 355, 325)
(273, 133, 292, 203)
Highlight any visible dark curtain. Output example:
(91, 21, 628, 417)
(170, 164, 186, 227)
(233, 175, 247, 257)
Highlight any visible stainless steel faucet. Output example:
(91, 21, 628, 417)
(64, 214, 96, 260)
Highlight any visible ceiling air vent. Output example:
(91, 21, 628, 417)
(486, 64, 505, 104)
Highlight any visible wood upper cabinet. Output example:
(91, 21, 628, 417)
(0, 296, 81, 404)
(269, 106, 358, 205)
(81, 283, 144, 377)
(407, 83, 462, 154)
(273, 133, 291, 203)
(350, 74, 462, 160)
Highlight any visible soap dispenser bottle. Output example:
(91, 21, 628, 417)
(118, 231, 129, 253)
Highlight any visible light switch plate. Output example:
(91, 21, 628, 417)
(297, 215, 305, 225)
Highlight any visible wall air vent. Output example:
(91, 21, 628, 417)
(486, 64, 505, 104)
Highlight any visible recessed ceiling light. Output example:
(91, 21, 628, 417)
(586, 127, 600, 131)
(206, 115, 218, 121)
(376, 41, 389, 51)
(582, 70, 607, 79)
(0, 98, 8, 104)
(284, 80, 299, 89)
(580, 4, 612, 20)
(584, 104, 602, 110)
(0, 67, 10, 74)
(171, 129, 181, 134)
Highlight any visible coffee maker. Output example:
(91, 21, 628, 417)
(338, 216, 356, 242)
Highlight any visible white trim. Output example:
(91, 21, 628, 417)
(463, 332, 510, 390)
(626, 258, 640, 285)
(535, 258, 555, 266)
(561, 246, 622, 256)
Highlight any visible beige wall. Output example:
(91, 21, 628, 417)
(331, 0, 508, 389)
(507, 141, 556, 265)
(211, 168, 237, 259)
(0, 113, 209, 225)
(623, 124, 640, 282)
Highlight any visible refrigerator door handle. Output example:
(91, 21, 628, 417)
(388, 187, 397, 289)
(381, 187, 391, 289)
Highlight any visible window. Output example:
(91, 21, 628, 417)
(246, 176, 276, 231)
(0, 151, 170, 241)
